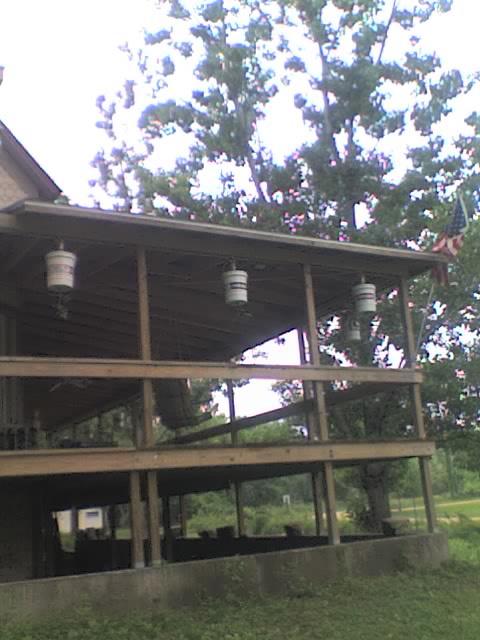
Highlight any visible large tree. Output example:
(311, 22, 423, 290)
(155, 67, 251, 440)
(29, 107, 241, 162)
(92, 0, 480, 529)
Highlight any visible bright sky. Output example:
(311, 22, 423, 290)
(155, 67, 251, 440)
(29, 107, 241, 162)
(0, 0, 158, 202)
(0, 0, 477, 416)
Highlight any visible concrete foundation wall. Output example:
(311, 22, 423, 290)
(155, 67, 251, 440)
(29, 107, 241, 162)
(0, 532, 448, 623)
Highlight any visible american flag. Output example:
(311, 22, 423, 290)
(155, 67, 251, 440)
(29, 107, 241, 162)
(431, 195, 469, 285)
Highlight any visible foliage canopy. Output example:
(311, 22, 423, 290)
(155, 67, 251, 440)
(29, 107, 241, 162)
(91, 0, 480, 523)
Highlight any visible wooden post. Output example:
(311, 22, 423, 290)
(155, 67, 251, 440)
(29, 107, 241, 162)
(137, 248, 155, 447)
(70, 506, 79, 537)
(162, 496, 173, 562)
(227, 380, 246, 537)
(108, 505, 117, 570)
(179, 495, 188, 537)
(303, 265, 340, 545)
(146, 471, 161, 566)
(129, 470, 145, 569)
(136, 247, 161, 565)
(297, 329, 324, 537)
(398, 277, 436, 533)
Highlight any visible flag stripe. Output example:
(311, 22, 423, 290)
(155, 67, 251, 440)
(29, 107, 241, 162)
(431, 195, 468, 285)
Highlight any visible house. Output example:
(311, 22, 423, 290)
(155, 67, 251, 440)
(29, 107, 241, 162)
(0, 121, 445, 589)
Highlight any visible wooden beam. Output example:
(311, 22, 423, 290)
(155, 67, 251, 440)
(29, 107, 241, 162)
(162, 496, 173, 562)
(129, 470, 145, 569)
(171, 399, 314, 445)
(0, 357, 423, 384)
(297, 329, 316, 439)
(108, 505, 118, 569)
(227, 380, 246, 537)
(136, 248, 154, 447)
(179, 495, 188, 537)
(136, 248, 162, 566)
(2, 203, 446, 278)
(311, 471, 324, 536)
(398, 277, 436, 533)
(146, 470, 161, 566)
(398, 278, 425, 438)
(160, 380, 411, 442)
(304, 264, 340, 545)
(0, 440, 436, 478)
(298, 328, 323, 537)
(419, 457, 436, 533)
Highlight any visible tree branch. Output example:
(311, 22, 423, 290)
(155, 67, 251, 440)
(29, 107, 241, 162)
(318, 46, 341, 165)
(376, 0, 398, 65)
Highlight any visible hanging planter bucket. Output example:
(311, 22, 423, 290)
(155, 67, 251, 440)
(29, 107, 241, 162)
(346, 317, 361, 342)
(223, 268, 248, 306)
(46, 250, 77, 293)
(352, 282, 376, 314)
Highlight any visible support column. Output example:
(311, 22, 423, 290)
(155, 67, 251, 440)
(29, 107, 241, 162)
(162, 497, 173, 562)
(129, 471, 144, 569)
(70, 507, 79, 538)
(146, 472, 161, 566)
(227, 380, 246, 537)
(108, 505, 117, 570)
(297, 329, 324, 537)
(179, 495, 188, 537)
(136, 248, 161, 565)
(398, 278, 436, 533)
(303, 265, 340, 545)
(137, 248, 155, 448)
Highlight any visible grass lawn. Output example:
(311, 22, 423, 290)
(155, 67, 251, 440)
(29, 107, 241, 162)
(5, 521, 480, 640)
(388, 495, 480, 527)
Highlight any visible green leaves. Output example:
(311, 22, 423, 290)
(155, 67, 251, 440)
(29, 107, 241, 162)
(201, 0, 225, 23)
(91, 3, 480, 442)
(93, 0, 476, 234)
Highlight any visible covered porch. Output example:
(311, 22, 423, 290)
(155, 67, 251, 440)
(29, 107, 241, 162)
(0, 199, 445, 580)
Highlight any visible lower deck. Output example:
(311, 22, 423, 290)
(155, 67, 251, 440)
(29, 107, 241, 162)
(0, 438, 435, 583)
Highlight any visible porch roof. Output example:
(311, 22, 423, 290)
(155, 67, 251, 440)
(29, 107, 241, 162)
(0, 200, 445, 431)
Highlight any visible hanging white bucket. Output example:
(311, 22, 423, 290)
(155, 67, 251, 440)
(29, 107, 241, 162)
(46, 250, 77, 293)
(346, 317, 361, 342)
(223, 269, 248, 306)
(352, 282, 376, 314)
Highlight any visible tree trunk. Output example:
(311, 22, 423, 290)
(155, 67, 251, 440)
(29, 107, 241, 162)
(360, 462, 391, 532)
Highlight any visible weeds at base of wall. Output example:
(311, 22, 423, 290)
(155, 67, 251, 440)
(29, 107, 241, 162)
(272, 557, 319, 599)
(218, 558, 253, 604)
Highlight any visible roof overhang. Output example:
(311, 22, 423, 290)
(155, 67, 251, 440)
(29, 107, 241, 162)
(3, 199, 446, 279)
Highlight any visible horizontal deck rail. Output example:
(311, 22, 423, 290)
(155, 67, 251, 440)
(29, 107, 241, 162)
(0, 440, 435, 478)
(0, 357, 423, 384)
